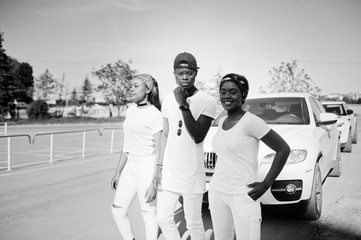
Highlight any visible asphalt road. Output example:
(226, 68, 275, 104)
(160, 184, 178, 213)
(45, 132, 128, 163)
(0, 118, 360, 240)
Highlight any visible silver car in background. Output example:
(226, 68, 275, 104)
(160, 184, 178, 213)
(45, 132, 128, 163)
(322, 101, 357, 152)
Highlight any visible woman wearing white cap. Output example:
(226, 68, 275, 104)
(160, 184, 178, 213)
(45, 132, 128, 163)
(111, 74, 163, 240)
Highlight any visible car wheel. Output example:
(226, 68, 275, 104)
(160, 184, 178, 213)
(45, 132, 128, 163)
(352, 124, 358, 144)
(329, 141, 342, 177)
(343, 130, 352, 152)
(301, 163, 322, 220)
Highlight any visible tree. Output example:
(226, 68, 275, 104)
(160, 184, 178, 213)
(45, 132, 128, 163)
(195, 79, 207, 92)
(342, 96, 350, 103)
(34, 69, 59, 101)
(0, 31, 15, 119)
(56, 73, 67, 102)
(68, 87, 79, 106)
(27, 99, 49, 119)
(10, 58, 34, 104)
(92, 59, 136, 116)
(66, 87, 79, 117)
(81, 76, 93, 104)
(196, 71, 222, 111)
(79, 76, 93, 116)
(266, 60, 321, 96)
(54, 73, 67, 117)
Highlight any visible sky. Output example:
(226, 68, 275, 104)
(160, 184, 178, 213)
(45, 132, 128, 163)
(1, 0, 361, 100)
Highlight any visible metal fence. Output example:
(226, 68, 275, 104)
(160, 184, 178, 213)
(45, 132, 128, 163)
(0, 127, 123, 171)
(0, 122, 16, 136)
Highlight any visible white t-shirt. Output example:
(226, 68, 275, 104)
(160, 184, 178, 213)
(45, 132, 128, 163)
(162, 91, 217, 193)
(210, 112, 270, 194)
(123, 104, 163, 159)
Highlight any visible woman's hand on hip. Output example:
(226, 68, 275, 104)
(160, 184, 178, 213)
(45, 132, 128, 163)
(247, 182, 269, 201)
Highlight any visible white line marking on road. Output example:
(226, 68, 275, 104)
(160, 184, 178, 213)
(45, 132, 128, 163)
(0, 155, 116, 177)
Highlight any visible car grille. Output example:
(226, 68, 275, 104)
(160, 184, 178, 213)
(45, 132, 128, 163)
(205, 172, 214, 177)
(204, 152, 217, 169)
(271, 180, 303, 201)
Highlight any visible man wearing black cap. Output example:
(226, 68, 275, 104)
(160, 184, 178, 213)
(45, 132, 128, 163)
(154, 52, 217, 240)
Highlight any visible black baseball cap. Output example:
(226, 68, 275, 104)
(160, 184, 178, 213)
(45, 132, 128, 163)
(173, 52, 199, 70)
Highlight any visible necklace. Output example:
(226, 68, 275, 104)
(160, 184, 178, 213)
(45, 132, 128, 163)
(137, 102, 148, 107)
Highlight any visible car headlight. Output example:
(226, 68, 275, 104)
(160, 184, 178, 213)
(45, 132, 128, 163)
(262, 149, 307, 165)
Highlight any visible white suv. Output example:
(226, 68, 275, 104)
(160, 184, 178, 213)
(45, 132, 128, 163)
(322, 101, 357, 152)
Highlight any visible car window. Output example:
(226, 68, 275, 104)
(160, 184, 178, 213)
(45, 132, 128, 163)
(244, 97, 310, 124)
(341, 104, 348, 115)
(323, 103, 345, 115)
(206, 97, 311, 126)
(342, 103, 349, 111)
(314, 98, 326, 113)
(212, 97, 312, 126)
(309, 97, 322, 123)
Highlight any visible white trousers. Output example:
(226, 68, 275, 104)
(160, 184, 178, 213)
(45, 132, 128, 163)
(157, 190, 205, 240)
(208, 187, 262, 240)
(112, 156, 158, 240)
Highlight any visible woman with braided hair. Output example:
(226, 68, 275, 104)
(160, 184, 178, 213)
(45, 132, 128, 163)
(111, 73, 162, 240)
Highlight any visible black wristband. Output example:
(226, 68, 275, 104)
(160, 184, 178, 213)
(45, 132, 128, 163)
(179, 103, 190, 111)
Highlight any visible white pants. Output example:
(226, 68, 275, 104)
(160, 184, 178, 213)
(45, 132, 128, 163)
(157, 190, 205, 240)
(208, 187, 262, 240)
(112, 156, 158, 240)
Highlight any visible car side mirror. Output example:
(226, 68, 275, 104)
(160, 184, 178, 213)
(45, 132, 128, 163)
(347, 109, 353, 115)
(319, 112, 338, 125)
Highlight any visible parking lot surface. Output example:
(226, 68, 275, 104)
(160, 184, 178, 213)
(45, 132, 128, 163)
(1, 117, 361, 240)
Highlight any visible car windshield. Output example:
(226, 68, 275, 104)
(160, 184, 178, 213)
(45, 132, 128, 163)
(212, 97, 310, 126)
(323, 104, 345, 115)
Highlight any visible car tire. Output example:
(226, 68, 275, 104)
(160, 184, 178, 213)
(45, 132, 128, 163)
(343, 130, 352, 152)
(352, 124, 358, 144)
(329, 141, 342, 177)
(301, 163, 322, 220)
